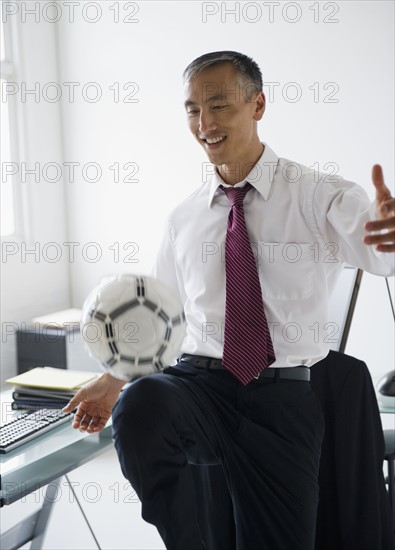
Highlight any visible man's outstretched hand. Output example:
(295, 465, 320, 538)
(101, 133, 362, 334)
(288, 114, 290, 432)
(62, 372, 127, 433)
(364, 164, 395, 252)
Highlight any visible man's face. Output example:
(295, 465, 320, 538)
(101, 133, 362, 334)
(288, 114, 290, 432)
(184, 63, 265, 167)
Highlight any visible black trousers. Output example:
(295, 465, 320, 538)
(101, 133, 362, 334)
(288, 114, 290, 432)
(112, 360, 325, 550)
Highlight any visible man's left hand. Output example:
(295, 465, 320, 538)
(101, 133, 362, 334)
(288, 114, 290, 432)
(364, 164, 395, 252)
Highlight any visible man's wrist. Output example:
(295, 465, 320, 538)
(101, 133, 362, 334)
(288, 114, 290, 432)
(101, 370, 129, 391)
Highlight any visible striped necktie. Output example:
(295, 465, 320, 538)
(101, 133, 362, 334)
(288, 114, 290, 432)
(220, 182, 276, 384)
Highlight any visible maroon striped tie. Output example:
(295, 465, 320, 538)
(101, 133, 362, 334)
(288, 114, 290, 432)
(221, 183, 276, 384)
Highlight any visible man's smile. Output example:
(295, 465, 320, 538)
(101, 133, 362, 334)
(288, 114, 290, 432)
(201, 135, 227, 149)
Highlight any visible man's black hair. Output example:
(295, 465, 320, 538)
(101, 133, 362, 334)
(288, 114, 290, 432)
(183, 51, 263, 100)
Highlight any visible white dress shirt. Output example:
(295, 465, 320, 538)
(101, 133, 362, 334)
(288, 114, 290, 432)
(152, 143, 394, 368)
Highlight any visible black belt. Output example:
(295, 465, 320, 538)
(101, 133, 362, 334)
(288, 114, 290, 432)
(179, 354, 310, 382)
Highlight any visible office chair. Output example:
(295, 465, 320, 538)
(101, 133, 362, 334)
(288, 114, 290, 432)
(310, 350, 394, 549)
(384, 429, 395, 531)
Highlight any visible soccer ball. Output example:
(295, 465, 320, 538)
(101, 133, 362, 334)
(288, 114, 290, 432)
(80, 274, 186, 381)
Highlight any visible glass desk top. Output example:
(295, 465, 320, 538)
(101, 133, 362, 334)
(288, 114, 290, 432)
(376, 391, 395, 414)
(0, 391, 113, 506)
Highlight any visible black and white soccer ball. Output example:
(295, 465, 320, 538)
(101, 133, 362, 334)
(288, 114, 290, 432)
(80, 274, 186, 381)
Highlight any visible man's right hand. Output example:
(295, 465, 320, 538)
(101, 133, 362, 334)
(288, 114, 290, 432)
(62, 371, 127, 433)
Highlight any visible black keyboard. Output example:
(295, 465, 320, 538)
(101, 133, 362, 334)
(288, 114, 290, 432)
(0, 409, 73, 453)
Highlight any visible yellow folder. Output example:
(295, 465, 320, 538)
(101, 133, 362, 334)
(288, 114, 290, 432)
(6, 367, 98, 390)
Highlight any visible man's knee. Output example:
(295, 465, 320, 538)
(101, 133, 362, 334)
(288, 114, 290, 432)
(112, 374, 176, 436)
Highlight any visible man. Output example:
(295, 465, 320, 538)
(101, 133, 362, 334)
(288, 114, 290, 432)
(63, 52, 395, 550)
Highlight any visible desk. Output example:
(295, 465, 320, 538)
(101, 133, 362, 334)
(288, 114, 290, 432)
(0, 395, 113, 550)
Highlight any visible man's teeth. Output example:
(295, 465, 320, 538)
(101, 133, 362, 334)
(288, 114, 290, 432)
(206, 136, 226, 144)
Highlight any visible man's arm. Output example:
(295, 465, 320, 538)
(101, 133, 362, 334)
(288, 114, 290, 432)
(364, 164, 395, 252)
(151, 217, 185, 303)
(310, 165, 394, 275)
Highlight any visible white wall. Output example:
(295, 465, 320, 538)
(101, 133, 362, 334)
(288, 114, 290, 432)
(56, 1, 394, 383)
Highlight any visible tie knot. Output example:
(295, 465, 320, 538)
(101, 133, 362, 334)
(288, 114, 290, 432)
(221, 182, 251, 207)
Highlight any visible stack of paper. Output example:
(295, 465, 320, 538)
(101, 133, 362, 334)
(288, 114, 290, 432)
(6, 367, 99, 410)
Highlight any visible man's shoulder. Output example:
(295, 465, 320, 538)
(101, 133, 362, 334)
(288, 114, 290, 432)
(276, 155, 353, 190)
(272, 156, 365, 217)
(277, 156, 319, 185)
(167, 183, 210, 224)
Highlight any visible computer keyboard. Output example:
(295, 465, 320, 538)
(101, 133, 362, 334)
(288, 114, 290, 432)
(0, 408, 73, 453)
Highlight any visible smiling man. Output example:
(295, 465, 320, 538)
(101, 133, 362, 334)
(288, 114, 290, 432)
(64, 51, 395, 550)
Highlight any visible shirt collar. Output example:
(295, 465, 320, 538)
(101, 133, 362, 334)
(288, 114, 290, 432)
(208, 142, 279, 207)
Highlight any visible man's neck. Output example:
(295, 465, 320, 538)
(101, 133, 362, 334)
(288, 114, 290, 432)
(216, 143, 265, 186)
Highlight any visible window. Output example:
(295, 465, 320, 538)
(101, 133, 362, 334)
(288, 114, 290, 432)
(1, 17, 19, 237)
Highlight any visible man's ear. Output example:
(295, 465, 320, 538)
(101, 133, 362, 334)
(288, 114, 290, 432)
(253, 91, 266, 121)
